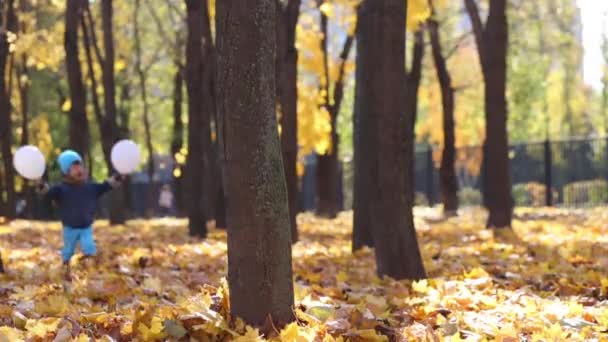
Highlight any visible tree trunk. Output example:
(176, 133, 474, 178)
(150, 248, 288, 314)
(276, 0, 301, 242)
(464, 0, 512, 228)
(101, 0, 129, 229)
(134, 0, 155, 217)
(405, 30, 424, 207)
(171, 66, 185, 216)
(355, 0, 426, 280)
(184, 0, 213, 238)
(0, 0, 16, 221)
(64, 0, 89, 160)
(316, 150, 338, 218)
(352, 44, 374, 252)
(428, 16, 458, 215)
(216, 0, 294, 327)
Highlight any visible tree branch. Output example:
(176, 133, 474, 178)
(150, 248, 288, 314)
(331, 33, 354, 116)
(81, 14, 104, 125)
(83, 3, 105, 67)
(463, 0, 486, 66)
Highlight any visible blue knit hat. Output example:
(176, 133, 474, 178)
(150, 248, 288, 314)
(57, 150, 83, 175)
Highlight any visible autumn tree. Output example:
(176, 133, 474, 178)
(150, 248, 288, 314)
(184, 0, 214, 237)
(64, 0, 89, 160)
(216, 0, 295, 326)
(133, 0, 156, 216)
(428, 1, 458, 215)
(315, 0, 355, 219)
(81, 0, 127, 223)
(464, 0, 512, 228)
(146, 1, 187, 216)
(353, 0, 426, 279)
(353, 1, 428, 252)
(276, 0, 301, 241)
(0, 0, 16, 221)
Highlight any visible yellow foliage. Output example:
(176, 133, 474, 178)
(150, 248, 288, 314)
(61, 99, 72, 113)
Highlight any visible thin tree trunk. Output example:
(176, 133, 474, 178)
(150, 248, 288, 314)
(81, 15, 103, 134)
(276, 0, 301, 242)
(134, 0, 155, 217)
(0, 0, 16, 221)
(100, 0, 128, 223)
(216, 0, 294, 327)
(464, 0, 512, 228)
(64, 0, 89, 160)
(428, 13, 458, 215)
(184, 0, 212, 238)
(354, 0, 426, 280)
(405, 30, 424, 208)
(171, 65, 185, 215)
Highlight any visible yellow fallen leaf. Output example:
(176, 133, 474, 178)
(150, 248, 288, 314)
(25, 318, 60, 338)
(137, 316, 167, 341)
(0, 326, 24, 342)
(233, 326, 264, 342)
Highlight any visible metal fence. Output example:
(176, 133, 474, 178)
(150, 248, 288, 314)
(302, 136, 608, 210)
(19, 136, 608, 220)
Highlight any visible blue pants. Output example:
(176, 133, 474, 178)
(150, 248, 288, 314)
(62, 226, 96, 263)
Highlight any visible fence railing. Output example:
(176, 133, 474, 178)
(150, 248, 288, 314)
(301, 136, 608, 210)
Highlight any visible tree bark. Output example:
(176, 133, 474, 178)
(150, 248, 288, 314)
(0, 0, 16, 220)
(100, 2, 129, 223)
(464, 0, 512, 228)
(405, 30, 424, 207)
(428, 14, 458, 215)
(354, 0, 426, 280)
(134, 0, 155, 217)
(315, 3, 354, 219)
(216, 0, 294, 327)
(352, 28, 374, 252)
(276, 0, 301, 242)
(171, 66, 185, 215)
(184, 0, 213, 237)
(64, 0, 89, 160)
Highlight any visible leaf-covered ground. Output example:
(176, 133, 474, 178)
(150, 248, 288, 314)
(2, 208, 608, 341)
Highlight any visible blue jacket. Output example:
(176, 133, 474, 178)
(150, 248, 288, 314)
(47, 181, 113, 228)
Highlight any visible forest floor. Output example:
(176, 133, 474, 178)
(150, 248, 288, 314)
(1, 208, 608, 341)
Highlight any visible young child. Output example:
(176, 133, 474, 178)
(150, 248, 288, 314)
(38, 150, 122, 279)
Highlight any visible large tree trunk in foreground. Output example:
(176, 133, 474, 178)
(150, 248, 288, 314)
(184, 0, 213, 237)
(352, 43, 374, 252)
(217, 0, 294, 327)
(65, 0, 89, 160)
(276, 0, 301, 242)
(354, 0, 426, 280)
(428, 15, 458, 215)
(464, 0, 512, 228)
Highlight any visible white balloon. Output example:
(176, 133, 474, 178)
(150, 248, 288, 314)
(13, 145, 46, 180)
(111, 139, 141, 174)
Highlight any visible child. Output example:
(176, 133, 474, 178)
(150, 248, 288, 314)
(38, 150, 122, 280)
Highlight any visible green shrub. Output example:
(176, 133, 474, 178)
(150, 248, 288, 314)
(512, 182, 556, 206)
(459, 187, 482, 206)
(563, 179, 608, 205)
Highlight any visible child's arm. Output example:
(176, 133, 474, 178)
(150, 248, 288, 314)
(35, 181, 60, 202)
(94, 174, 124, 196)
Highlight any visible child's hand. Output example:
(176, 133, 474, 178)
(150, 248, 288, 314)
(109, 173, 124, 188)
(34, 180, 49, 193)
